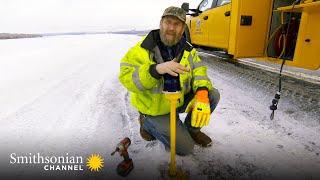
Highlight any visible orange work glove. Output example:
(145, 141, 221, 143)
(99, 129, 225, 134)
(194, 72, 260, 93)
(185, 90, 211, 128)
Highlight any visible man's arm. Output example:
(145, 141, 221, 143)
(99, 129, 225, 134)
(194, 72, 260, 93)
(119, 45, 159, 94)
(190, 49, 213, 93)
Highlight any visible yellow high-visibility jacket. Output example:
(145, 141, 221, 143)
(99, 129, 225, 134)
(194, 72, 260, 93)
(119, 30, 213, 116)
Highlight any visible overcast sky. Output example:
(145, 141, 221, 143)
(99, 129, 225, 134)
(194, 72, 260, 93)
(0, 0, 201, 33)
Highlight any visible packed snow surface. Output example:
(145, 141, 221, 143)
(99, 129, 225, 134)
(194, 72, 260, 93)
(0, 34, 319, 179)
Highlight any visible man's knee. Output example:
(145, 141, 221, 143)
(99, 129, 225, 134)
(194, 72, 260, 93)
(210, 88, 220, 102)
(209, 88, 220, 111)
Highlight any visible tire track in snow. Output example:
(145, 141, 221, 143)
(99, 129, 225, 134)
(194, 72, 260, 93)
(200, 54, 320, 154)
(197, 54, 320, 179)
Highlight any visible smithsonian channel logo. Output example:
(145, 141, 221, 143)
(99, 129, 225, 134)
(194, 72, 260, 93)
(9, 153, 104, 172)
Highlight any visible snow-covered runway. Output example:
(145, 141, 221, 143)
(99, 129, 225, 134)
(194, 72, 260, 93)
(0, 34, 319, 179)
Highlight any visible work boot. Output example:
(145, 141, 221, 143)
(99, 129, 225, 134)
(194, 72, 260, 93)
(189, 131, 212, 147)
(138, 115, 155, 141)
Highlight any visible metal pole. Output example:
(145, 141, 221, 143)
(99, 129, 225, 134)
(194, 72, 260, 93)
(165, 92, 181, 177)
(170, 98, 177, 176)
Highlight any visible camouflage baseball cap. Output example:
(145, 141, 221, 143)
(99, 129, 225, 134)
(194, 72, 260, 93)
(161, 6, 186, 23)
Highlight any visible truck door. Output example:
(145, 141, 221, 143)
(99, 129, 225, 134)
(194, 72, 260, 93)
(228, 0, 273, 58)
(207, 0, 232, 50)
(189, 0, 216, 46)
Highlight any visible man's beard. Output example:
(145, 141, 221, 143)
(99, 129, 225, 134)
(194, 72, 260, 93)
(159, 28, 182, 47)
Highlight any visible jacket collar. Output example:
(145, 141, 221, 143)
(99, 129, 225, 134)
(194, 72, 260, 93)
(141, 29, 159, 51)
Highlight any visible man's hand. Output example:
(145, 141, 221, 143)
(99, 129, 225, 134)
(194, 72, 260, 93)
(185, 90, 211, 128)
(156, 58, 189, 76)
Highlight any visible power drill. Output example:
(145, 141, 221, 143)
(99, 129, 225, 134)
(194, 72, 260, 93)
(111, 137, 133, 177)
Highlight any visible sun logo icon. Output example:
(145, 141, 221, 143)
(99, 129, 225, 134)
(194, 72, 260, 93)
(86, 154, 104, 172)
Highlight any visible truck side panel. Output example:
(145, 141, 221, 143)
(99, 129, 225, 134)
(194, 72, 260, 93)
(228, 0, 273, 58)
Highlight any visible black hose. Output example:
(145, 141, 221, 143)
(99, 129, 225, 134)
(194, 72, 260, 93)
(269, 0, 300, 120)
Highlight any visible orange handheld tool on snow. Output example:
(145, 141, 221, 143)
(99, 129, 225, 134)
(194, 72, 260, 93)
(111, 137, 133, 177)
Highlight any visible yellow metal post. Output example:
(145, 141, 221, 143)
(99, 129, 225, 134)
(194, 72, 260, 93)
(164, 92, 182, 177)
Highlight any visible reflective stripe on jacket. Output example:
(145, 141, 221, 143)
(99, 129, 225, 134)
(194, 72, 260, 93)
(119, 30, 213, 116)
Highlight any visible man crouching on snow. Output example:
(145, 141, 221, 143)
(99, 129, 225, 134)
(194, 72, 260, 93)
(119, 6, 220, 155)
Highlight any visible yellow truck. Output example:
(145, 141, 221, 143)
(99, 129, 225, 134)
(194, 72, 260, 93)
(181, 0, 320, 70)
